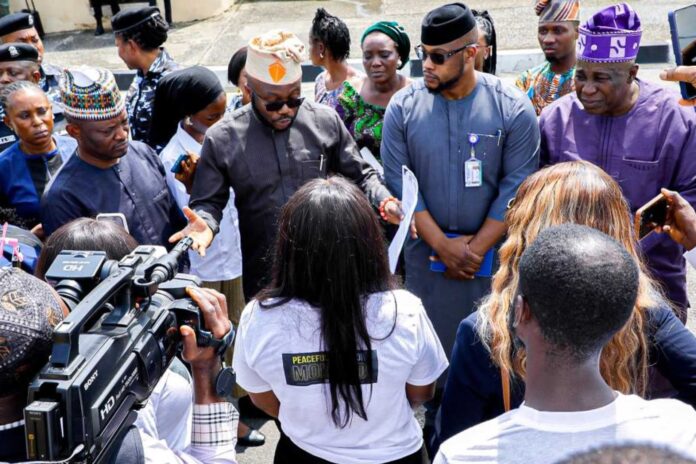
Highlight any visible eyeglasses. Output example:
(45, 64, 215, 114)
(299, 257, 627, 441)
(253, 92, 305, 112)
(415, 43, 477, 65)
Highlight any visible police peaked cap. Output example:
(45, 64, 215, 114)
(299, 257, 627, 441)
(0, 43, 39, 63)
(0, 12, 36, 37)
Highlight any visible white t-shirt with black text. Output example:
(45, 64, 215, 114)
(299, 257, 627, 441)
(233, 290, 448, 464)
(435, 393, 696, 464)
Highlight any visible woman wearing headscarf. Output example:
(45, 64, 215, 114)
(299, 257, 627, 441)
(150, 66, 265, 447)
(332, 21, 412, 162)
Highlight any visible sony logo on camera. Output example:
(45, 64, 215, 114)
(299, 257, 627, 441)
(84, 370, 98, 391)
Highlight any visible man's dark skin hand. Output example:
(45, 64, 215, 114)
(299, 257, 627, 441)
(417, 210, 506, 280)
(660, 64, 696, 107)
(183, 287, 232, 404)
(657, 188, 696, 251)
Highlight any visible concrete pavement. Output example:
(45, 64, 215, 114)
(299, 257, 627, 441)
(44, 0, 683, 72)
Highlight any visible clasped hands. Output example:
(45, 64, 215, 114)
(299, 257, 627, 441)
(430, 235, 483, 280)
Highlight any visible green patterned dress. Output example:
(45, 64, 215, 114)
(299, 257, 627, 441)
(333, 81, 386, 161)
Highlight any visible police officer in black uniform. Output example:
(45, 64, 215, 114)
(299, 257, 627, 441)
(0, 43, 42, 152)
(0, 13, 63, 128)
(111, 7, 179, 147)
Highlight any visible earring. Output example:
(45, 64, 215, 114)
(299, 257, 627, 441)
(320, 52, 325, 59)
(397, 59, 403, 68)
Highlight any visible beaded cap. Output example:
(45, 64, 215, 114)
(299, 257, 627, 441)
(59, 66, 126, 121)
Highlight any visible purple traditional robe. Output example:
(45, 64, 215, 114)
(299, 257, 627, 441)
(540, 79, 696, 317)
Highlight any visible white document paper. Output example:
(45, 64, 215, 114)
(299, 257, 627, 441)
(388, 166, 419, 274)
(360, 147, 384, 176)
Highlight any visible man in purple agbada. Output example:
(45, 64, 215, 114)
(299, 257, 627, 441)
(540, 2, 696, 322)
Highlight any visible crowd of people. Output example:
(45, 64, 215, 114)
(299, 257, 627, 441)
(1, 0, 696, 463)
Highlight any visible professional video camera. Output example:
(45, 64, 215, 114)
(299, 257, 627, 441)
(23, 238, 222, 463)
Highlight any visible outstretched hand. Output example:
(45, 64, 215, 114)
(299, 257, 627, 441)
(169, 206, 214, 257)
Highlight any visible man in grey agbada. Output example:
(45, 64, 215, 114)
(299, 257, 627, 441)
(172, 31, 402, 300)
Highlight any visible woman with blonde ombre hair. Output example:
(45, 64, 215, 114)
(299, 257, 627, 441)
(435, 161, 696, 450)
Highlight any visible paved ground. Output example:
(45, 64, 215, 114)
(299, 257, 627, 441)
(44, 0, 683, 72)
(37, 1, 694, 462)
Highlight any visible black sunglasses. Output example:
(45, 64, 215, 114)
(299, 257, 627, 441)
(253, 92, 305, 112)
(415, 42, 477, 65)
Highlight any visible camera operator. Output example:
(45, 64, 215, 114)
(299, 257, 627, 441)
(0, 269, 238, 463)
(34, 218, 197, 456)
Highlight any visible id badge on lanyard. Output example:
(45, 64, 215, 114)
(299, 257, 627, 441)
(465, 133, 482, 188)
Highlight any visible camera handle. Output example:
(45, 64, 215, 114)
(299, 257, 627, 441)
(51, 267, 134, 368)
(137, 237, 194, 287)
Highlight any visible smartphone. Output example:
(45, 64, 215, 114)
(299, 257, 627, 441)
(96, 213, 129, 233)
(635, 194, 669, 240)
(170, 153, 189, 174)
(669, 5, 696, 100)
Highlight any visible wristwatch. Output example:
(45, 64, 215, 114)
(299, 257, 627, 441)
(215, 367, 237, 402)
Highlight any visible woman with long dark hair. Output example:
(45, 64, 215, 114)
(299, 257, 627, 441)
(233, 176, 448, 464)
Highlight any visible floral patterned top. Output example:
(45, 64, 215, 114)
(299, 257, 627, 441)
(515, 61, 575, 116)
(333, 81, 386, 161)
(314, 71, 346, 108)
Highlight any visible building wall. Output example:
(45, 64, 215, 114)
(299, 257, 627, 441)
(9, 0, 234, 34)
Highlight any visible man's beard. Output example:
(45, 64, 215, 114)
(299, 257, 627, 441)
(426, 67, 466, 94)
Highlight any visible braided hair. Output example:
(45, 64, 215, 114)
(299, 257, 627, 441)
(473, 9, 497, 75)
(0, 80, 43, 113)
(117, 14, 169, 51)
(311, 8, 351, 61)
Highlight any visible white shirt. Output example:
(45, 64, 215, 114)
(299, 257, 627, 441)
(435, 393, 696, 464)
(233, 289, 449, 464)
(160, 123, 242, 281)
(139, 402, 238, 464)
(136, 367, 193, 452)
(136, 366, 238, 464)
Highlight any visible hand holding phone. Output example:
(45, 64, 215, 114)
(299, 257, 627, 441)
(668, 5, 696, 101)
(656, 189, 696, 251)
(174, 151, 200, 195)
(170, 153, 190, 174)
(634, 194, 669, 240)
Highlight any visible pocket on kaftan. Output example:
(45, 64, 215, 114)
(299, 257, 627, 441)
(618, 157, 664, 210)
